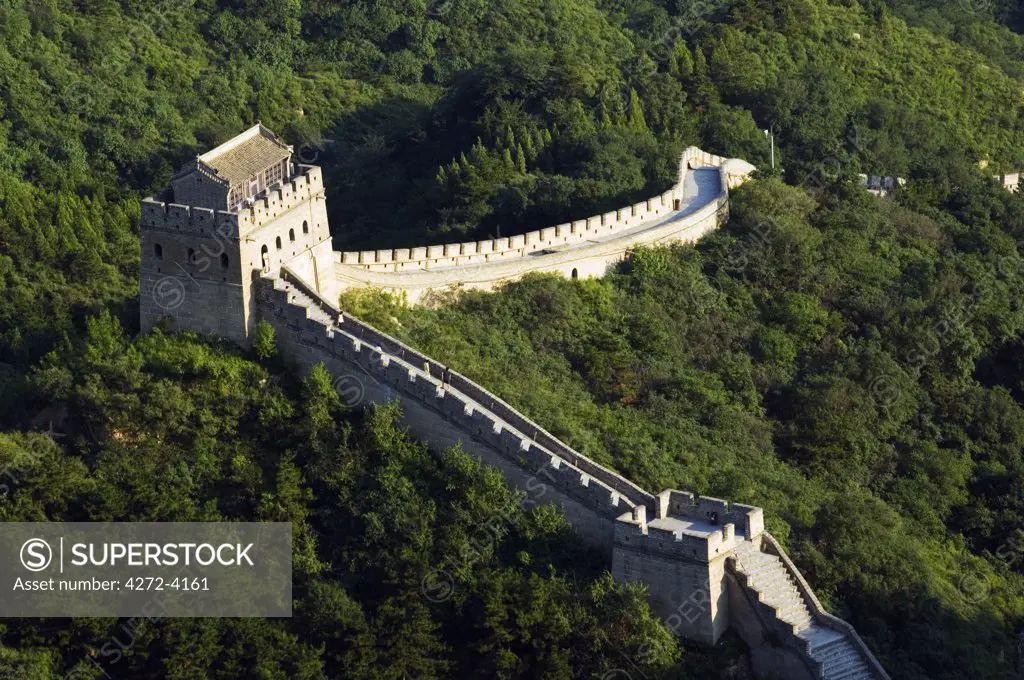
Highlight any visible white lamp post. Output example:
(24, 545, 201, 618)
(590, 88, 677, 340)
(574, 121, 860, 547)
(764, 128, 775, 169)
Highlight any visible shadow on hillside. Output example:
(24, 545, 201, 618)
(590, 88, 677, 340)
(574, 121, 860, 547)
(320, 93, 679, 253)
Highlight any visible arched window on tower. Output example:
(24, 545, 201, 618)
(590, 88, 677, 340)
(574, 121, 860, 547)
(302, 220, 309, 234)
(261, 245, 269, 272)
(275, 236, 282, 250)
(187, 248, 195, 264)
(220, 253, 229, 269)
(289, 228, 295, 242)
(154, 243, 163, 260)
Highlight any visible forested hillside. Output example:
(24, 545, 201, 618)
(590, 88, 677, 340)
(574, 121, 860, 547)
(3, 0, 1024, 677)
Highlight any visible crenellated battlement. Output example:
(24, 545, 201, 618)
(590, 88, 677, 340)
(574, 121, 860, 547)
(656, 490, 765, 538)
(614, 490, 765, 563)
(244, 267, 892, 678)
(334, 146, 748, 273)
(330, 146, 751, 304)
(139, 127, 333, 347)
(336, 187, 681, 270)
(142, 165, 324, 238)
(234, 165, 324, 235)
(259, 268, 639, 520)
(140, 196, 240, 237)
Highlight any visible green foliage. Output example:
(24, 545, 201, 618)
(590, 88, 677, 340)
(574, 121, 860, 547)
(4, 0, 1024, 677)
(252, 321, 278, 362)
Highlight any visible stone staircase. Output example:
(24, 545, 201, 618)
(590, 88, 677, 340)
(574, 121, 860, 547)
(271, 276, 337, 326)
(732, 542, 879, 680)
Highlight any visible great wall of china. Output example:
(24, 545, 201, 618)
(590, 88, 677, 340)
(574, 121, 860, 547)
(331, 146, 754, 304)
(139, 125, 891, 680)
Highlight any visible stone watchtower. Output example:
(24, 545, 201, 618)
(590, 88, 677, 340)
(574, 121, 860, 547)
(139, 124, 336, 345)
(613, 491, 764, 644)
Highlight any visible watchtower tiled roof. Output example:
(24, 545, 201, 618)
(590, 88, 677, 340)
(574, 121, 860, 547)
(195, 123, 292, 187)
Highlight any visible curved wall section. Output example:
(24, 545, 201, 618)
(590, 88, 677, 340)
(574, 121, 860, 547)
(332, 147, 753, 304)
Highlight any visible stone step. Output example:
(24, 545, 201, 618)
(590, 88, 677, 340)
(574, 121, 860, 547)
(761, 577, 798, 593)
(760, 594, 802, 612)
(816, 643, 863, 665)
(277, 280, 336, 326)
(783, 612, 812, 624)
(740, 557, 788, 578)
(826, 663, 873, 680)
(805, 634, 877, 680)
(778, 603, 812, 624)
(748, 572, 799, 595)
(813, 637, 858, 661)
(826, 660, 871, 679)
(734, 551, 884, 679)
(748, 572, 797, 592)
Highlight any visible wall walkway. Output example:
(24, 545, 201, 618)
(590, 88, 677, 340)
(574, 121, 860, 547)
(332, 148, 753, 303)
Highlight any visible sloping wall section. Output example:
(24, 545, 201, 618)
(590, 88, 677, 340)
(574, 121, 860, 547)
(254, 265, 891, 680)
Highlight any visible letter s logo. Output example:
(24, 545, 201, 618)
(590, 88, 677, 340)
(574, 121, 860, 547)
(20, 538, 52, 572)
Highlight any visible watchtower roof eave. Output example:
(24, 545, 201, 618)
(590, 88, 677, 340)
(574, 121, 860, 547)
(171, 123, 292, 188)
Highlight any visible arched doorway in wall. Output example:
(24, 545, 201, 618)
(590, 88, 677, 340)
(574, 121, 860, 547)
(261, 245, 269, 272)
(571, 268, 578, 280)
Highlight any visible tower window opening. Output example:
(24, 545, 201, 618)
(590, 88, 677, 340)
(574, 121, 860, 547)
(289, 228, 295, 242)
(187, 248, 195, 264)
(220, 253, 229, 269)
(154, 243, 163, 259)
(302, 220, 309, 234)
(275, 236, 282, 250)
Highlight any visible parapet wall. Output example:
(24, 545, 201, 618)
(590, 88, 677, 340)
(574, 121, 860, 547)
(330, 147, 750, 305)
(262, 267, 647, 526)
(758, 534, 892, 679)
(141, 194, 240, 237)
(612, 492, 764, 564)
(656, 490, 764, 538)
(336, 187, 681, 271)
(614, 516, 736, 564)
(140, 164, 323, 237)
(237, 165, 324, 234)
(335, 147, 746, 273)
(138, 124, 891, 678)
(331, 303, 658, 512)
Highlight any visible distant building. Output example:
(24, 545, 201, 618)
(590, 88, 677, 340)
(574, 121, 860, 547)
(858, 174, 905, 198)
(998, 173, 1021, 193)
